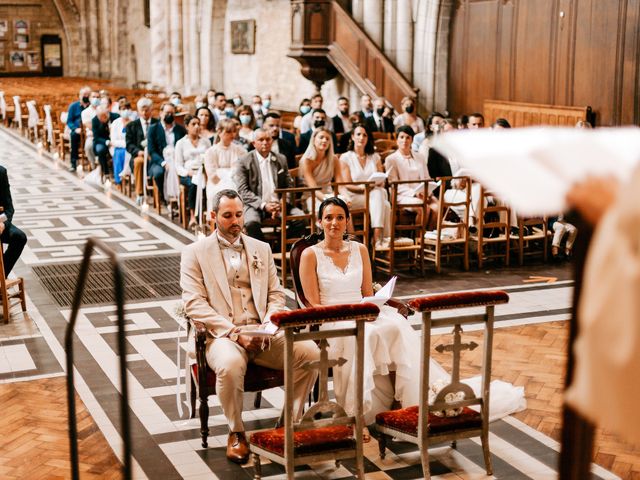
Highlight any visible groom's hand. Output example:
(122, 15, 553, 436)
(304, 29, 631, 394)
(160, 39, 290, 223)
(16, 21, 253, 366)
(237, 334, 264, 352)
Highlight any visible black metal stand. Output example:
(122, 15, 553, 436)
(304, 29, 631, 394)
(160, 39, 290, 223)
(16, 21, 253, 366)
(64, 238, 131, 480)
(559, 213, 595, 479)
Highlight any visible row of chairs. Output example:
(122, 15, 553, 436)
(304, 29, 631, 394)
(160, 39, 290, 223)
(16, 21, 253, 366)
(187, 232, 509, 478)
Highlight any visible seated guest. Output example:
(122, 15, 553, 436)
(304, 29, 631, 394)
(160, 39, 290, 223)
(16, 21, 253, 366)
(0, 166, 27, 276)
(236, 105, 256, 149)
(232, 129, 306, 242)
(468, 112, 485, 129)
(297, 108, 338, 154)
(169, 91, 187, 113)
(175, 115, 210, 229)
(299, 127, 343, 211)
(66, 86, 90, 172)
(92, 105, 120, 178)
(293, 98, 311, 132)
(82, 91, 101, 169)
(393, 96, 425, 134)
(262, 112, 296, 169)
(457, 114, 469, 129)
(551, 214, 577, 260)
(126, 97, 157, 205)
(337, 112, 365, 154)
(332, 96, 352, 134)
(358, 93, 374, 119)
(491, 117, 511, 129)
(299, 197, 525, 429)
(251, 95, 265, 127)
(195, 106, 216, 144)
(385, 126, 431, 205)
(415, 111, 445, 155)
(300, 93, 333, 134)
(109, 104, 132, 184)
(210, 92, 227, 124)
(147, 102, 187, 203)
(180, 189, 319, 464)
(340, 123, 391, 249)
(365, 97, 394, 134)
(204, 119, 245, 212)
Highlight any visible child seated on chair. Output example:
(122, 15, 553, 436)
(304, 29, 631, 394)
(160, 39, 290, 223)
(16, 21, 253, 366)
(550, 214, 577, 260)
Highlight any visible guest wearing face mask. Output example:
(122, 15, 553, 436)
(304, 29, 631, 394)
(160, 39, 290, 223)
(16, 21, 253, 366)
(193, 95, 207, 110)
(393, 96, 424, 134)
(260, 92, 272, 116)
(224, 100, 237, 119)
(365, 97, 394, 133)
(293, 98, 311, 132)
(81, 91, 101, 169)
(169, 91, 187, 113)
(109, 103, 132, 184)
(297, 108, 338, 154)
(66, 86, 91, 172)
(236, 105, 256, 149)
(147, 103, 187, 204)
(232, 93, 243, 108)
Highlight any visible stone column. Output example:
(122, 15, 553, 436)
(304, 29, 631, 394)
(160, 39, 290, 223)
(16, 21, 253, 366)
(150, 0, 169, 89)
(98, 0, 111, 76)
(413, 0, 439, 111)
(188, 0, 202, 94)
(383, 0, 397, 63)
(87, 0, 100, 77)
(199, 0, 213, 89)
(181, 0, 191, 92)
(169, 0, 184, 90)
(351, 0, 364, 25)
(362, 0, 384, 46)
(396, 0, 413, 80)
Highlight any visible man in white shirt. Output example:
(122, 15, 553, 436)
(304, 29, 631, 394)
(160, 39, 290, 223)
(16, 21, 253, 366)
(81, 90, 100, 168)
(232, 129, 306, 242)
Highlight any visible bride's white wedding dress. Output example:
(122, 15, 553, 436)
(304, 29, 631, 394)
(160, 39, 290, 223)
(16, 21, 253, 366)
(311, 241, 526, 424)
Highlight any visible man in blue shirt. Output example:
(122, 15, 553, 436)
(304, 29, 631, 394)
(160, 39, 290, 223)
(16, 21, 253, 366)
(66, 86, 91, 172)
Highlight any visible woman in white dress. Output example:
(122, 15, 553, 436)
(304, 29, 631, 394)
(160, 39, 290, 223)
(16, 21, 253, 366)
(174, 115, 209, 229)
(299, 197, 526, 429)
(204, 119, 246, 213)
(340, 123, 391, 249)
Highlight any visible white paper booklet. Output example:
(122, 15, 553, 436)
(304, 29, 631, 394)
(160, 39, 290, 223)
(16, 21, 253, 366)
(361, 276, 397, 307)
(236, 322, 279, 337)
(432, 127, 640, 215)
(368, 166, 392, 183)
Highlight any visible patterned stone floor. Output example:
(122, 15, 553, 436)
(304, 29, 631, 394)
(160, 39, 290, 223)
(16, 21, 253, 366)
(0, 127, 628, 479)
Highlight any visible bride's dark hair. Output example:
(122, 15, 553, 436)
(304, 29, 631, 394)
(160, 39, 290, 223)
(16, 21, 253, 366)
(318, 196, 350, 220)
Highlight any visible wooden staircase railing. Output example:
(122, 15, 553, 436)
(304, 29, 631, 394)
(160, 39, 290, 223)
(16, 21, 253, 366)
(289, 0, 418, 109)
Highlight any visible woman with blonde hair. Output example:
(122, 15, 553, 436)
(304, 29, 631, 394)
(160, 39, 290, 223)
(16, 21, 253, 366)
(204, 118, 246, 212)
(298, 127, 344, 211)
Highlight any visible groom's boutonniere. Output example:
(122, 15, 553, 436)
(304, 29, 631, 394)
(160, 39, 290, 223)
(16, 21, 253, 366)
(251, 251, 264, 275)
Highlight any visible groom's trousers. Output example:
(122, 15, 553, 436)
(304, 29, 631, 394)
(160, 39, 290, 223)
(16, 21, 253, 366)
(206, 334, 319, 432)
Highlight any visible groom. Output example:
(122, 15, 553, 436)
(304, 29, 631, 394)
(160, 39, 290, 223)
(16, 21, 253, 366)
(180, 189, 319, 464)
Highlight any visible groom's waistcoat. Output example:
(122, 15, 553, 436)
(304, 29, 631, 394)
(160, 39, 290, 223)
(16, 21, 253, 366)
(224, 248, 260, 326)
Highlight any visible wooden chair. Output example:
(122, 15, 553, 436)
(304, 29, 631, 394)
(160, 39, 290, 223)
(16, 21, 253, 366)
(188, 319, 285, 448)
(0, 242, 27, 324)
(423, 176, 471, 273)
(376, 290, 509, 479)
(372, 179, 429, 276)
(331, 180, 372, 248)
(372, 131, 394, 141)
(272, 186, 320, 288)
(510, 215, 549, 265)
(471, 186, 510, 268)
(374, 138, 396, 152)
(249, 303, 379, 479)
(178, 184, 189, 229)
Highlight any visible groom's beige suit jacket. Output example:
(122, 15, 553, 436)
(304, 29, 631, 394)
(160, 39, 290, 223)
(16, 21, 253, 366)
(180, 233, 286, 350)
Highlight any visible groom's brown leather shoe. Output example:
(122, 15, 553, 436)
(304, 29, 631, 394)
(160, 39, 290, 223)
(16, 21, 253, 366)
(226, 432, 250, 464)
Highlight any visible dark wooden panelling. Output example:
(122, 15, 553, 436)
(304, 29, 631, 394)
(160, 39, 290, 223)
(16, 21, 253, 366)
(448, 0, 640, 126)
(512, 0, 555, 104)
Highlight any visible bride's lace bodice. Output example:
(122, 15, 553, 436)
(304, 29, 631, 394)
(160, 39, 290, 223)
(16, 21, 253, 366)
(311, 242, 363, 305)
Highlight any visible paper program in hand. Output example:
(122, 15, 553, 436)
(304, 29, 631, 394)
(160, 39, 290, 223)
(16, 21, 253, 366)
(361, 276, 397, 307)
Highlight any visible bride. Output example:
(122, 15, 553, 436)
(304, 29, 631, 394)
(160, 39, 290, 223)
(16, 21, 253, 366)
(299, 197, 525, 427)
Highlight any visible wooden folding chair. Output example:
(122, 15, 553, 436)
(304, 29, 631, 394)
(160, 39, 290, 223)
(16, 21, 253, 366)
(510, 215, 549, 265)
(0, 242, 27, 324)
(372, 179, 429, 276)
(471, 186, 510, 268)
(423, 176, 472, 273)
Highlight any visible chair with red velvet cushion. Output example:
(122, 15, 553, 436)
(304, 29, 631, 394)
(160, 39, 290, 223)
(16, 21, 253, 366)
(249, 303, 379, 479)
(375, 290, 509, 479)
(188, 320, 285, 448)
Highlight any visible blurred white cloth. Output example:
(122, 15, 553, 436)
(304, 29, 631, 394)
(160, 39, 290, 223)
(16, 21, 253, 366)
(432, 127, 640, 215)
(565, 164, 640, 445)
